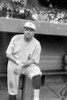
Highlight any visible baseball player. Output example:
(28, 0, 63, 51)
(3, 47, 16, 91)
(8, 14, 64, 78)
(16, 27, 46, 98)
(6, 22, 42, 100)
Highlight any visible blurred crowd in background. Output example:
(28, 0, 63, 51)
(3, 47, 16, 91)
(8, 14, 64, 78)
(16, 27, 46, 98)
(0, 0, 67, 24)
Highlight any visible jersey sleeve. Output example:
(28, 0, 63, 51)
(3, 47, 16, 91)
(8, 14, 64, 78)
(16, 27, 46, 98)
(6, 36, 16, 54)
(31, 42, 41, 64)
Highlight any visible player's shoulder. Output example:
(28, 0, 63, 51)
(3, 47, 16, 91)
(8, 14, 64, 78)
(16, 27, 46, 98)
(33, 37, 41, 48)
(34, 38, 40, 45)
(33, 38, 41, 51)
(12, 34, 24, 41)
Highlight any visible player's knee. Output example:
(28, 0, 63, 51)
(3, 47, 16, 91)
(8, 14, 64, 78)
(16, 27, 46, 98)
(30, 64, 42, 76)
(32, 75, 41, 89)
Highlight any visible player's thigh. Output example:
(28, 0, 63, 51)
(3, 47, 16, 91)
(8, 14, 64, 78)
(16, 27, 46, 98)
(25, 64, 42, 79)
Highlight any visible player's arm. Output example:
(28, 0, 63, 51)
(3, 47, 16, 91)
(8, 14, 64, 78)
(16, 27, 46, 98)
(24, 42, 41, 66)
(6, 53, 22, 65)
(6, 53, 25, 75)
(24, 59, 35, 66)
(6, 36, 22, 65)
(30, 42, 41, 65)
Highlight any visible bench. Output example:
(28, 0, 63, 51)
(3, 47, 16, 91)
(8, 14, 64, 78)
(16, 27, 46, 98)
(41, 70, 67, 100)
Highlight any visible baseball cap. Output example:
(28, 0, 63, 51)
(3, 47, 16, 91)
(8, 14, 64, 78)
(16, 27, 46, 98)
(24, 22, 36, 31)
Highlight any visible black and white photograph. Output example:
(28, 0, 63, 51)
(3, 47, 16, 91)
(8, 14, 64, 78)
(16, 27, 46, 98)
(0, 0, 67, 100)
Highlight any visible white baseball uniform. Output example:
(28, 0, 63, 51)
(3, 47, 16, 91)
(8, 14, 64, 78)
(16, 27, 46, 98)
(6, 34, 42, 95)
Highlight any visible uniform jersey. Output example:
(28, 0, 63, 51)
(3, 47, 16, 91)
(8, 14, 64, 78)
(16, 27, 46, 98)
(6, 34, 41, 64)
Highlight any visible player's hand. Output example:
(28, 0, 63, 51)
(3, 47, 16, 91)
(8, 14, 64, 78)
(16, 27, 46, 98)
(14, 63, 24, 75)
(14, 68, 20, 75)
(16, 60, 25, 67)
(16, 60, 22, 65)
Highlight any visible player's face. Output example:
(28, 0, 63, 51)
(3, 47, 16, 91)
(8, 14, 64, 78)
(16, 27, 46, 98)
(24, 28, 35, 39)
